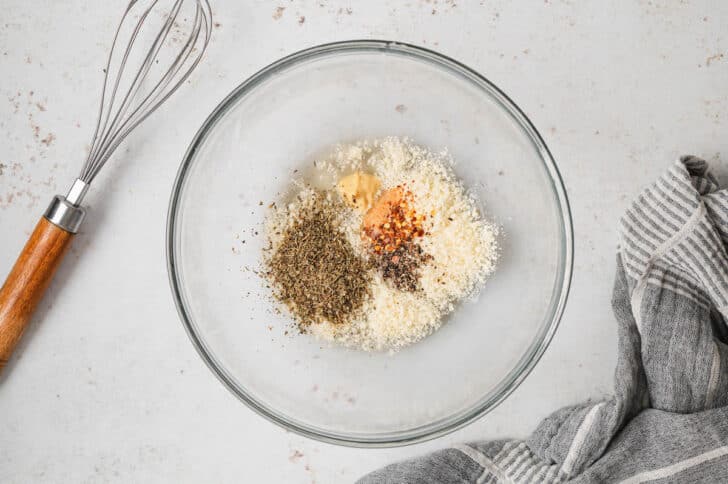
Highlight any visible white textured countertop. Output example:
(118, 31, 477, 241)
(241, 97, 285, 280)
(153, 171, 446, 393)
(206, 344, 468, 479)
(1, 1, 727, 482)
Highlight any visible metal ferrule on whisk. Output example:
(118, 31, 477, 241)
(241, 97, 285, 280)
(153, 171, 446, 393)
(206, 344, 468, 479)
(43, 179, 89, 234)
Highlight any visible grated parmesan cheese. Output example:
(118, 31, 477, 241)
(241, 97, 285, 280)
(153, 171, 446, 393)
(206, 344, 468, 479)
(267, 137, 499, 351)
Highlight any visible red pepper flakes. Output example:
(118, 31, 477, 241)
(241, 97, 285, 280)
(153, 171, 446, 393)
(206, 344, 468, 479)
(361, 185, 431, 254)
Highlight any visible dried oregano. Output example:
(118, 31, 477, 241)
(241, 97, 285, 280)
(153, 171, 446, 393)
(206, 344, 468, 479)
(265, 193, 371, 329)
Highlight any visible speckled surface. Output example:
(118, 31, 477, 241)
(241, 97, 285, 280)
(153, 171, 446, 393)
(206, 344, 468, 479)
(1, 1, 727, 482)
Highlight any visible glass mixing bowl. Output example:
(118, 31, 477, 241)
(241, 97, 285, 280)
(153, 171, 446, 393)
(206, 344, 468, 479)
(167, 40, 572, 446)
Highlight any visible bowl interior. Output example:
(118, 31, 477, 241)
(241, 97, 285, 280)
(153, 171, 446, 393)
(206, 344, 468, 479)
(168, 41, 571, 445)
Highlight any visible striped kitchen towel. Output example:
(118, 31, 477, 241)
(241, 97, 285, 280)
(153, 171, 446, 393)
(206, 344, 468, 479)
(359, 156, 728, 483)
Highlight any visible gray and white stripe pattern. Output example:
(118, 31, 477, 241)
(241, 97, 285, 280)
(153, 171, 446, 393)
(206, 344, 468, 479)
(619, 158, 728, 314)
(360, 156, 728, 483)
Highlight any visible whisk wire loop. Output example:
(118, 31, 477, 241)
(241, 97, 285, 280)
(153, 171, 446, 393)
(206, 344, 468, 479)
(80, 0, 212, 186)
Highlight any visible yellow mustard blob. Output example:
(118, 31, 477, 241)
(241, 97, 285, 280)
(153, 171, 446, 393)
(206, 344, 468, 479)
(337, 172, 381, 212)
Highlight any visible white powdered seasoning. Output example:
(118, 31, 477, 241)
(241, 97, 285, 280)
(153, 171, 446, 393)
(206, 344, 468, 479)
(266, 137, 499, 351)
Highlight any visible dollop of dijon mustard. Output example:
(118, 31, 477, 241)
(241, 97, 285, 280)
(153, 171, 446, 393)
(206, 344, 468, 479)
(337, 172, 381, 212)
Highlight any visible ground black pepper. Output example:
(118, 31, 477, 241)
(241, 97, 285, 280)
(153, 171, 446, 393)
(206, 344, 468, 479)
(372, 242, 431, 292)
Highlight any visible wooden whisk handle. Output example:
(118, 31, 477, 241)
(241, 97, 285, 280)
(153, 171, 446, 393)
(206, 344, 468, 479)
(0, 218, 74, 371)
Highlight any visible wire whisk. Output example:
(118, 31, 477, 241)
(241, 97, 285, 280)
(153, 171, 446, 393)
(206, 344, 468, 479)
(70, 0, 212, 204)
(0, 0, 212, 372)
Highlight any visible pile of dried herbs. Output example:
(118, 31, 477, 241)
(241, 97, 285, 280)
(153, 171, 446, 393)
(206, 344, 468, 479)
(265, 193, 371, 330)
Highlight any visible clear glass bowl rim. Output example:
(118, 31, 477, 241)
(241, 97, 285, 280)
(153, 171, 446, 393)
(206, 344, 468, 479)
(166, 39, 574, 447)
